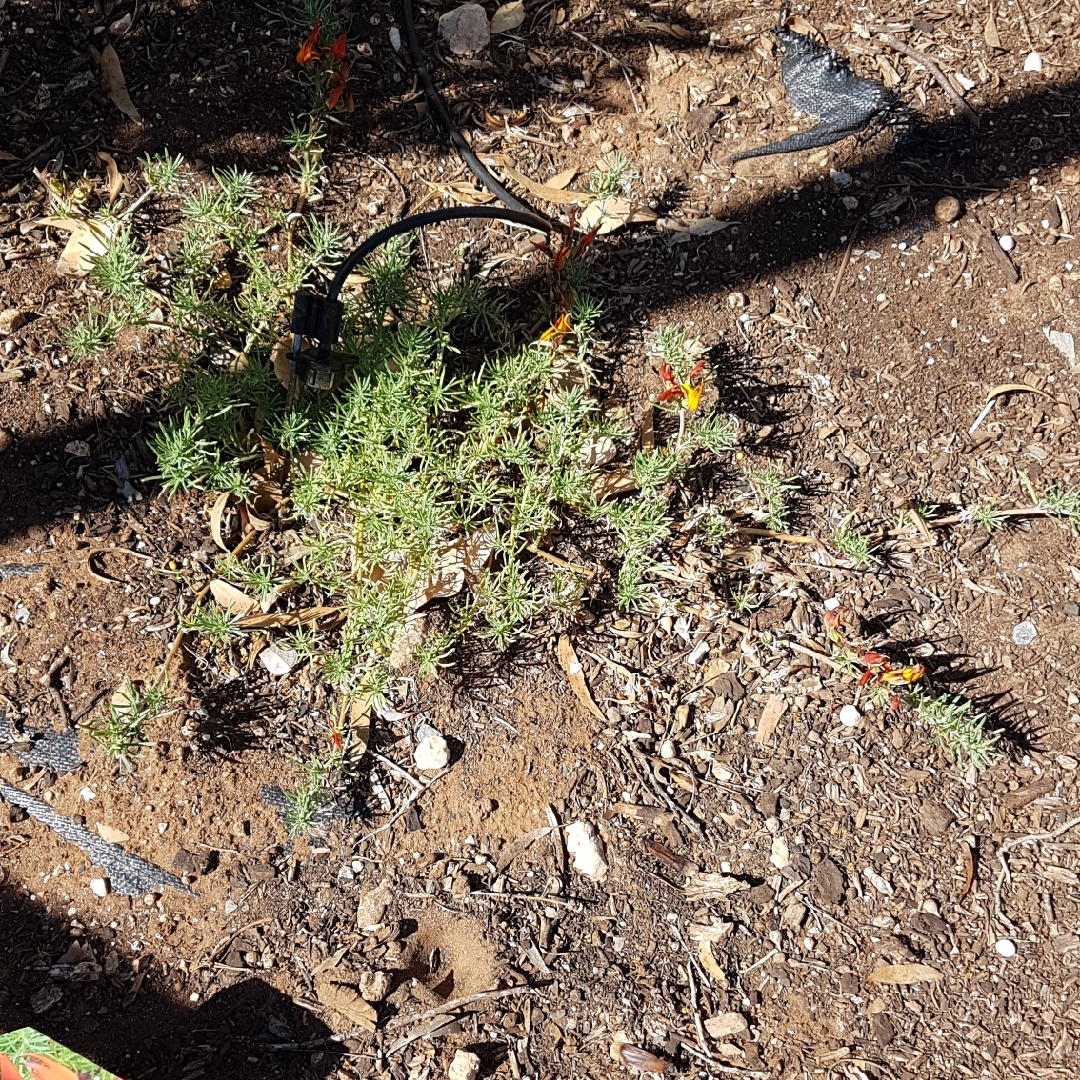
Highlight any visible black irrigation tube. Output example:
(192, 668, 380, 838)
(400, 0, 541, 217)
(326, 206, 550, 302)
(290, 3, 557, 373)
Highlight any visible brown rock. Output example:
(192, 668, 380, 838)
(919, 802, 955, 836)
(358, 969, 391, 1002)
(934, 196, 962, 224)
(1001, 775, 1053, 810)
(1062, 164, 1080, 185)
(870, 1011, 895, 1047)
(748, 883, 775, 908)
(0, 429, 11, 454)
(811, 857, 845, 906)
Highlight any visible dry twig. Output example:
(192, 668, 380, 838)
(868, 28, 979, 127)
(993, 815, 1080, 932)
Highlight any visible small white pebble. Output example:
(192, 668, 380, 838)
(839, 704, 862, 727)
(995, 938, 1017, 958)
(823, 597, 841, 611)
(998, 234, 1016, 252)
(80, 787, 96, 801)
(89, 877, 109, 898)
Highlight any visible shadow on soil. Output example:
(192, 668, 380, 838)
(0, 884, 341, 1079)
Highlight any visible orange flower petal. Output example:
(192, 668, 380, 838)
(684, 383, 703, 411)
(296, 20, 321, 65)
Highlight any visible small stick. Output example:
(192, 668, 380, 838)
(733, 526, 822, 546)
(368, 750, 423, 791)
(993, 815, 1080, 932)
(687, 962, 713, 1061)
(384, 984, 537, 1031)
(869, 28, 979, 127)
(353, 767, 449, 847)
(828, 217, 863, 306)
(887, 506, 1055, 536)
(785, 640, 853, 675)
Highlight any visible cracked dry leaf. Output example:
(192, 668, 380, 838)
(866, 963, 944, 985)
(33, 215, 113, 276)
(684, 872, 749, 902)
(99, 44, 142, 123)
(209, 579, 258, 616)
(315, 975, 377, 1032)
(557, 634, 607, 722)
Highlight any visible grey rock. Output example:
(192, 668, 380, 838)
(438, 3, 490, 55)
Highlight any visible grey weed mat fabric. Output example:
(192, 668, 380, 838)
(0, 563, 44, 579)
(0, 779, 197, 897)
(0, 719, 85, 774)
(732, 26, 909, 162)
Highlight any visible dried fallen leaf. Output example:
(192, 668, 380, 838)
(99, 44, 142, 123)
(209, 491, 233, 553)
(490, 1, 526, 34)
(348, 693, 372, 756)
(866, 963, 944, 985)
(698, 938, 728, 985)
(755, 694, 787, 744)
(684, 872, 749, 902)
(98, 152, 124, 205)
(209, 579, 259, 616)
(96, 822, 130, 844)
(611, 1037, 668, 1074)
(423, 178, 496, 205)
(656, 216, 735, 239)
(984, 382, 1060, 405)
(315, 975, 377, 1032)
(592, 466, 638, 502)
(495, 825, 552, 873)
(579, 197, 658, 235)
(984, 10, 1001, 48)
(558, 634, 607, 722)
(546, 166, 578, 191)
(234, 605, 340, 629)
(32, 215, 113, 276)
(498, 161, 593, 205)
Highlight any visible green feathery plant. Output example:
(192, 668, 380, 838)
(750, 465, 796, 531)
(282, 754, 334, 835)
(910, 687, 1000, 770)
(84, 676, 173, 771)
(142, 149, 186, 193)
(65, 307, 123, 361)
(967, 501, 1007, 533)
(588, 151, 635, 198)
(832, 515, 877, 568)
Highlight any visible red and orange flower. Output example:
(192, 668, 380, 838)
(296, 22, 352, 112)
(657, 359, 706, 412)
